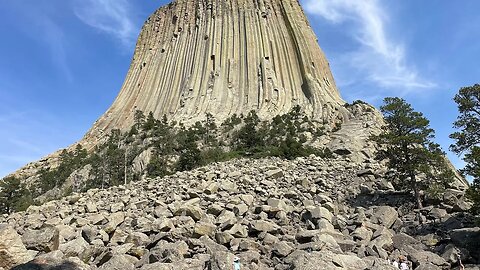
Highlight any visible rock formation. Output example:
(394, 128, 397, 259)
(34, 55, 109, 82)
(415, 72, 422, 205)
(1, 156, 476, 269)
(1, 1, 475, 268)
(84, 0, 347, 145)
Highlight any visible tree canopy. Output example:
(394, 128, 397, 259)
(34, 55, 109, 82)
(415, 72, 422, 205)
(450, 84, 480, 213)
(0, 176, 31, 214)
(372, 97, 453, 208)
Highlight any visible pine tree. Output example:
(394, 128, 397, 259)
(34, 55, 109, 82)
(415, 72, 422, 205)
(134, 110, 146, 129)
(176, 130, 202, 171)
(372, 97, 453, 209)
(0, 176, 28, 214)
(143, 111, 157, 131)
(450, 84, 480, 213)
(234, 111, 264, 152)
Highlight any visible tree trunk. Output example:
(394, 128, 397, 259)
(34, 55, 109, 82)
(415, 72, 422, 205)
(411, 174, 423, 209)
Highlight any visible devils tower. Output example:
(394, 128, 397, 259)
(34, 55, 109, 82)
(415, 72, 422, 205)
(85, 0, 347, 144)
(2, 1, 475, 269)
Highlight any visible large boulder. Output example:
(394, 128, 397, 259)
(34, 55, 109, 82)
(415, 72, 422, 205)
(303, 206, 334, 223)
(22, 227, 60, 252)
(287, 250, 367, 269)
(373, 206, 398, 228)
(104, 212, 125, 234)
(99, 255, 134, 270)
(209, 251, 236, 270)
(450, 227, 480, 260)
(59, 237, 92, 263)
(0, 224, 34, 269)
(407, 249, 450, 269)
(11, 254, 90, 270)
(149, 240, 189, 263)
(174, 205, 204, 221)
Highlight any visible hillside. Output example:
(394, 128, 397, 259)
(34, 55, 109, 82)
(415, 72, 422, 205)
(1, 154, 476, 269)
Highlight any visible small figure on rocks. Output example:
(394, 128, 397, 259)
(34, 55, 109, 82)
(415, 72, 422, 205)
(391, 259, 399, 269)
(232, 256, 241, 270)
(399, 256, 410, 270)
(458, 254, 465, 270)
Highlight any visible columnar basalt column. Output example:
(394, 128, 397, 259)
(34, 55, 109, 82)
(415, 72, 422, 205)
(84, 0, 348, 145)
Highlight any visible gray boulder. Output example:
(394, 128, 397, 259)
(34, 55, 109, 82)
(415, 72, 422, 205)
(99, 255, 134, 270)
(22, 227, 60, 253)
(450, 227, 480, 260)
(373, 206, 398, 228)
(0, 224, 34, 269)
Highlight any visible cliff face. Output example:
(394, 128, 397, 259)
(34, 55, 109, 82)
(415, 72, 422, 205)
(85, 0, 347, 144)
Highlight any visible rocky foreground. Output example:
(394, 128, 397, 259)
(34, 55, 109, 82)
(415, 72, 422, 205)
(1, 156, 478, 269)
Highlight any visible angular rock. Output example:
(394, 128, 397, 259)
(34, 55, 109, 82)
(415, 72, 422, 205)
(21, 227, 60, 252)
(250, 220, 279, 234)
(99, 255, 134, 270)
(408, 249, 450, 268)
(59, 237, 92, 262)
(174, 205, 204, 221)
(104, 212, 125, 234)
(352, 226, 373, 243)
(373, 206, 398, 228)
(450, 227, 480, 260)
(215, 232, 234, 245)
(265, 169, 283, 179)
(273, 241, 294, 257)
(149, 241, 188, 263)
(303, 206, 333, 223)
(193, 222, 216, 238)
(0, 224, 33, 269)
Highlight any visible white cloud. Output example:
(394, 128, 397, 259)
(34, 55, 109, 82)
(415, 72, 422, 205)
(302, 0, 435, 91)
(40, 17, 74, 82)
(74, 0, 137, 47)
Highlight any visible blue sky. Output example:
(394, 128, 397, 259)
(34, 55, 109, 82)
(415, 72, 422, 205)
(0, 0, 479, 178)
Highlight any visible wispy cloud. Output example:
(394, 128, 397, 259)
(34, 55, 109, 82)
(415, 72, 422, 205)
(39, 17, 74, 82)
(0, 108, 65, 178)
(9, 2, 74, 83)
(302, 0, 435, 92)
(74, 0, 137, 48)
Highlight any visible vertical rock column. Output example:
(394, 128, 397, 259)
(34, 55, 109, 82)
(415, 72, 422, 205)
(84, 0, 348, 145)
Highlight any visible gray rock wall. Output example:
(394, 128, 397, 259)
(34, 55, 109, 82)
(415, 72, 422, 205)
(84, 0, 348, 146)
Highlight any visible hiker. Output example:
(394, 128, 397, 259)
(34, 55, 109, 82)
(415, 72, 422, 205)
(399, 256, 410, 270)
(233, 256, 241, 270)
(391, 259, 399, 268)
(458, 254, 465, 270)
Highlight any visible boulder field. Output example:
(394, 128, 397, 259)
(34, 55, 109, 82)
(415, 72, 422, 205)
(1, 156, 477, 269)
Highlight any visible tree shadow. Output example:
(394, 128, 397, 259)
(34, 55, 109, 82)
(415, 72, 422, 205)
(11, 261, 80, 270)
(346, 190, 480, 264)
(346, 190, 414, 209)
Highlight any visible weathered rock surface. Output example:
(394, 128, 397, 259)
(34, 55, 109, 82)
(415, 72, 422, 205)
(1, 1, 474, 269)
(0, 224, 34, 269)
(2, 156, 475, 269)
(83, 0, 349, 146)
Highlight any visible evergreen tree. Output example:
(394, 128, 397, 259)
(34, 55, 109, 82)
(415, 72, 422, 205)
(103, 129, 126, 187)
(203, 113, 218, 145)
(134, 110, 146, 129)
(0, 176, 30, 214)
(38, 144, 89, 193)
(234, 111, 264, 152)
(176, 130, 202, 171)
(450, 84, 480, 213)
(372, 97, 453, 209)
(147, 155, 169, 177)
(221, 113, 242, 132)
(143, 112, 157, 131)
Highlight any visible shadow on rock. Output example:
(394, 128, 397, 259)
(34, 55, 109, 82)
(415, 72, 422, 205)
(11, 261, 80, 270)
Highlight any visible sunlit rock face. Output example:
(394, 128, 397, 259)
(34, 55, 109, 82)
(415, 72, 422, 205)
(84, 0, 348, 144)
